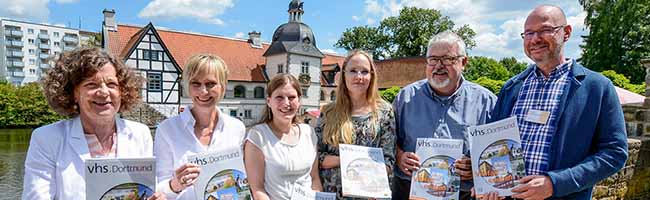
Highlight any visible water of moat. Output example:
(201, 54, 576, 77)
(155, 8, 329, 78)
(0, 129, 31, 200)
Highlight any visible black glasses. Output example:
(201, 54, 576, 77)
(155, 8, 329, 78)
(520, 25, 566, 40)
(426, 56, 464, 66)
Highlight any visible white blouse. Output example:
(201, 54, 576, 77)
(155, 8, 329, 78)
(154, 106, 247, 199)
(246, 123, 318, 200)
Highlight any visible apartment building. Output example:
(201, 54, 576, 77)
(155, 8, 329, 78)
(0, 19, 83, 86)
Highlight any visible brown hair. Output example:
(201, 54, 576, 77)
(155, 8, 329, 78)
(257, 74, 302, 124)
(182, 54, 229, 101)
(41, 47, 144, 117)
(321, 50, 386, 146)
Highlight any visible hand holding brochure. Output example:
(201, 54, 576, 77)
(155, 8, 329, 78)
(290, 185, 336, 200)
(85, 157, 156, 200)
(186, 148, 251, 200)
(409, 138, 463, 200)
(339, 144, 391, 198)
(468, 117, 525, 197)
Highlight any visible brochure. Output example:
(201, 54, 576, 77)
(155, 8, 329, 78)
(85, 157, 156, 200)
(290, 185, 336, 200)
(468, 116, 525, 197)
(339, 144, 391, 198)
(186, 148, 251, 200)
(409, 138, 463, 200)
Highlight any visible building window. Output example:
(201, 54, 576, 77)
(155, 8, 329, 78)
(29, 49, 35, 55)
(277, 64, 283, 74)
(320, 90, 325, 101)
(254, 87, 265, 98)
(147, 73, 162, 92)
(54, 32, 59, 37)
(302, 88, 308, 97)
(301, 61, 309, 74)
(28, 29, 34, 34)
(142, 50, 160, 61)
(54, 42, 60, 47)
(28, 39, 34, 44)
(244, 110, 252, 119)
(29, 59, 35, 65)
(234, 85, 246, 98)
(29, 69, 36, 74)
(40, 30, 47, 34)
(230, 110, 237, 117)
(331, 91, 336, 101)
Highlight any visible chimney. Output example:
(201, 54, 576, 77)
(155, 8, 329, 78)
(248, 31, 262, 48)
(642, 59, 650, 107)
(103, 9, 117, 31)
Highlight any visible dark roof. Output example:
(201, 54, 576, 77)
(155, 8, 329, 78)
(263, 22, 323, 58)
(289, 0, 303, 11)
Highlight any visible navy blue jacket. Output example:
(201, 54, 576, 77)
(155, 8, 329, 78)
(490, 60, 628, 199)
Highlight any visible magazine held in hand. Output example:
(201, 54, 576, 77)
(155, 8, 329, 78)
(186, 148, 251, 200)
(339, 144, 391, 198)
(409, 138, 463, 200)
(468, 116, 525, 197)
(85, 157, 156, 200)
(290, 185, 336, 200)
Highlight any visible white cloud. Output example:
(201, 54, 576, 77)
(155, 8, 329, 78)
(0, 0, 49, 21)
(234, 32, 244, 38)
(321, 49, 340, 55)
(352, 15, 360, 21)
(138, 0, 234, 26)
(366, 18, 376, 25)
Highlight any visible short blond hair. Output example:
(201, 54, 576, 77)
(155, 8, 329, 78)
(182, 54, 229, 101)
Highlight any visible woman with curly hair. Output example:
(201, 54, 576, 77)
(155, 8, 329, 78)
(22, 47, 165, 200)
(316, 50, 396, 199)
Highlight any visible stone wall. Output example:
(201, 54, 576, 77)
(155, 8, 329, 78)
(592, 139, 642, 200)
(121, 103, 167, 128)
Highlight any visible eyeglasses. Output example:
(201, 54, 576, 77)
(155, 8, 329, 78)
(426, 56, 464, 66)
(344, 69, 372, 77)
(189, 81, 221, 90)
(520, 25, 566, 40)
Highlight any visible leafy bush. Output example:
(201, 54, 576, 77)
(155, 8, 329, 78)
(0, 82, 64, 128)
(601, 70, 645, 95)
(473, 77, 505, 95)
(465, 56, 511, 81)
(380, 86, 401, 103)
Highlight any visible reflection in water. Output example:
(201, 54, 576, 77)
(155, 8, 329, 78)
(0, 129, 32, 200)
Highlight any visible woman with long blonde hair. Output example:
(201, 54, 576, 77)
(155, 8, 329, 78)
(316, 50, 396, 199)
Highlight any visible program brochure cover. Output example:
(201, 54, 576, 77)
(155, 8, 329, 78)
(409, 138, 463, 200)
(468, 116, 525, 197)
(186, 148, 251, 200)
(339, 144, 391, 199)
(290, 185, 336, 200)
(85, 157, 156, 200)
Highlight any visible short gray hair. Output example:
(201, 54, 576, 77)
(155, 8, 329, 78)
(426, 30, 467, 56)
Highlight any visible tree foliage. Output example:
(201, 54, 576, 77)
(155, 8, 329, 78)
(579, 0, 650, 83)
(499, 57, 529, 76)
(464, 56, 511, 81)
(601, 70, 645, 94)
(0, 82, 64, 128)
(336, 7, 476, 59)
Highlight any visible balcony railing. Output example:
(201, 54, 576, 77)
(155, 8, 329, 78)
(39, 53, 50, 60)
(7, 40, 23, 47)
(7, 50, 23, 57)
(8, 30, 23, 37)
(39, 43, 50, 49)
(12, 71, 25, 77)
(9, 61, 25, 68)
(40, 63, 50, 69)
(63, 36, 79, 44)
(38, 33, 49, 40)
(63, 46, 76, 52)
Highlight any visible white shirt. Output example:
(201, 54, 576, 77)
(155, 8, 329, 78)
(154, 106, 247, 199)
(246, 123, 317, 200)
(22, 117, 153, 200)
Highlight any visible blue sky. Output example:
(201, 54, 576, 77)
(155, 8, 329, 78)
(0, 0, 588, 63)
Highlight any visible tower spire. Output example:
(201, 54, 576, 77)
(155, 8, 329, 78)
(288, 0, 304, 22)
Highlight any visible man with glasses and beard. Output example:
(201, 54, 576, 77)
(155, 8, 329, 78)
(486, 5, 628, 200)
(392, 30, 497, 200)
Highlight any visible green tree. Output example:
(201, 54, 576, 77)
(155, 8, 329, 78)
(0, 82, 64, 128)
(464, 56, 510, 81)
(336, 7, 476, 59)
(499, 57, 529, 76)
(379, 86, 401, 103)
(473, 77, 505, 95)
(601, 70, 645, 94)
(579, 0, 650, 83)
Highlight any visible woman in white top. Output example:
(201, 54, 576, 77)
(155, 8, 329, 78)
(244, 74, 323, 199)
(154, 54, 247, 199)
(22, 48, 164, 200)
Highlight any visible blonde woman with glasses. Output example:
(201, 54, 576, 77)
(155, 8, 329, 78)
(316, 50, 396, 199)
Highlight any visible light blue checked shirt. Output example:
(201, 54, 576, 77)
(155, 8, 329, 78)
(510, 59, 572, 176)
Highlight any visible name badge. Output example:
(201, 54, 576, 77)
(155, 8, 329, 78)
(524, 109, 550, 124)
